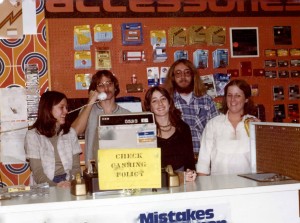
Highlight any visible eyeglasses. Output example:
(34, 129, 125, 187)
(174, 69, 192, 78)
(97, 81, 113, 88)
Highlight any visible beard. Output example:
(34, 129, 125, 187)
(173, 79, 194, 94)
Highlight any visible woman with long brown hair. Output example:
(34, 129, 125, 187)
(144, 86, 196, 181)
(25, 91, 81, 187)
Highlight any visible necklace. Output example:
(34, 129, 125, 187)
(160, 122, 171, 128)
(159, 125, 172, 132)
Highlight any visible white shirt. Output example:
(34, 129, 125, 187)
(25, 128, 81, 181)
(180, 92, 192, 104)
(196, 113, 253, 175)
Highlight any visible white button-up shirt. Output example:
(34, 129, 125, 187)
(196, 113, 253, 175)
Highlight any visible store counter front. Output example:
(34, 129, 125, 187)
(0, 174, 299, 223)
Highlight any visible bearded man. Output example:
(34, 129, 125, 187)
(163, 59, 219, 161)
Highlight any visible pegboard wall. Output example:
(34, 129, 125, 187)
(47, 16, 300, 122)
(255, 123, 300, 180)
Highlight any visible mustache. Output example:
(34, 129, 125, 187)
(174, 81, 193, 93)
(177, 79, 189, 83)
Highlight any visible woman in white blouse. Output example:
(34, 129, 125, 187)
(196, 79, 260, 176)
(25, 91, 81, 187)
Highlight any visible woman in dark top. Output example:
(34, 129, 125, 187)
(144, 86, 196, 181)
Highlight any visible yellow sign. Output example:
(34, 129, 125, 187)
(98, 148, 161, 190)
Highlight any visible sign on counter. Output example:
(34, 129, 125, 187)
(98, 148, 161, 190)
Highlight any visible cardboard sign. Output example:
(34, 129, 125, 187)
(98, 148, 161, 190)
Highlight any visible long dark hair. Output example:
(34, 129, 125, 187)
(88, 70, 120, 96)
(163, 59, 207, 97)
(30, 91, 70, 137)
(144, 86, 182, 135)
(221, 79, 256, 116)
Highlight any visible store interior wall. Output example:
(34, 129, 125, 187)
(0, 2, 300, 186)
(48, 17, 300, 123)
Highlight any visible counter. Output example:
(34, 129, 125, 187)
(0, 175, 299, 223)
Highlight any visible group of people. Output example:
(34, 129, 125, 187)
(24, 59, 259, 187)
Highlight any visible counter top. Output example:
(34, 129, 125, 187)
(1, 174, 299, 209)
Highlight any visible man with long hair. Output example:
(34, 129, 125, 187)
(164, 59, 219, 160)
(72, 70, 130, 166)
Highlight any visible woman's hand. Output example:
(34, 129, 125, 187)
(56, 181, 71, 188)
(244, 117, 261, 136)
(185, 169, 197, 182)
(248, 117, 261, 122)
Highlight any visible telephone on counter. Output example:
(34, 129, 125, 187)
(163, 165, 180, 187)
(71, 173, 87, 196)
(83, 160, 100, 194)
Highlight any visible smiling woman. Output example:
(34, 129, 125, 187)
(196, 79, 260, 176)
(143, 86, 196, 182)
(24, 91, 82, 188)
